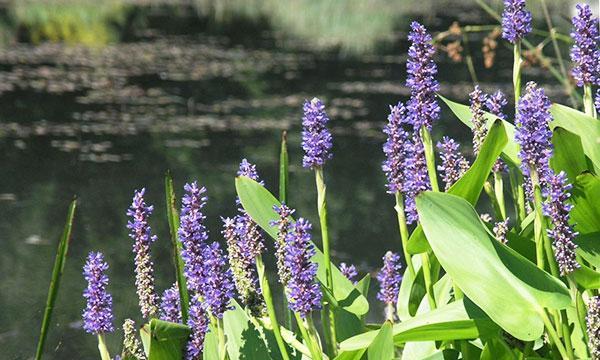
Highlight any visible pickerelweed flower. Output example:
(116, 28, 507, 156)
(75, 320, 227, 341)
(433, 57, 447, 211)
(437, 136, 469, 190)
(377, 251, 403, 320)
(159, 283, 182, 323)
(200, 242, 235, 318)
(542, 172, 580, 275)
(223, 216, 265, 316)
(403, 134, 431, 224)
(237, 158, 262, 184)
(570, 3, 600, 87)
(186, 295, 209, 360)
(382, 102, 411, 194)
(470, 85, 488, 155)
(501, 0, 532, 43)
(301, 98, 333, 169)
(515, 82, 553, 186)
(485, 90, 508, 120)
(284, 218, 322, 318)
(122, 319, 145, 360)
(272, 204, 295, 286)
(406, 21, 440, 130)
(493, 218, 510, 244)
(179, 182, 209, 295)
(587, 296, 600, 360)
(596, 90, 600, 113)
(82, 252, 114, 335)
(126, 188, 159, 319)
(340, 262, 358, 284)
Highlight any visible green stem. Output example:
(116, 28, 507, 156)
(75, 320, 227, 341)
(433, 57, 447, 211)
(314, 168, 337, 355)
(513, 41, 522, 107)
(278, 130, 293, 331)
(532, 172, 560, 276)
(217, 318, 228, 360)
(395, 192, 415, 278)
(494, 171, 506, 220)
(421, 253, 437, 310)
(294, 312, 323, 360)
(385, 303, 396, 322)
(256, 255, 290, 360)
(420, 126, 440, 192)
(509, 169, 526, 229)
(583, 84, 597, 118)
(540, 310, 571, 360)
(97, 334, 111, 360)
(484, 180, 503, 220)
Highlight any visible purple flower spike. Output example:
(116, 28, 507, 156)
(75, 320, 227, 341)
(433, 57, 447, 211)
(406, 22, 440, 130)
(570, 4, 600, 87)
(272, 204, 295, 286)
(486, 90, 508, 120)
(127, 188, 159, 318)
(186, 295, 209, 360)
(587, 296, 600, 360)
(377, 251, 403, 316)
(160, 283, 182, 323)
(403, 135, 431, 224)
(515, 82, 553, 185)
(237, 158, 263, 183)
(382, 102, 411, 194)
(340, 262, 358, 284)
(82, 252, 114, 335)
(542, 172, 580, 275)
(596, 90, 600, 113)
(201, 242, 235, 318)
(284, 218, 322, 318)
(179, 182, 209, 295)
(437, 136, 469, 190)
(502, 0, 532, 43)
(302, 98, 333, 169)
(470, 85, 488, 155)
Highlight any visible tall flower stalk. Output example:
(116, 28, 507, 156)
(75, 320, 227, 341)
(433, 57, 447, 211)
(570, 3, 599, 118)
(486, 90, 510, 221)
(122, 319, 145, 360)
(82, 252, 114, 360)
(377, 252, 403, 322)
(160, 283, 182, 323)
(502, 0, 531, 105)
(126, 189, 159, 319)
(301, 97, 336, 355)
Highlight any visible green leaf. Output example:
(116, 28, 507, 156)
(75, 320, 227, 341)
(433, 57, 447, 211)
(333, 349, 366, 360)
(407, 120, 508, 254)
(203, 322, 220, 360)
(416, 192, 571, 340)
(367, 321, 394, 360)
(439, 95, 519, 166)
(223, 300, 273, 360)
(35, 199, 77, 360)
(571, 173, 600, 267)
(340, 299, 498, 351)
(550, 104, 600, 170)
(480, 338, 517, 360)
(165, 171, 189, 323)
(550, 127, 588, 183)
(397, 256, 425, 321)
(279, 130, 289, 204)
(572, 264, 600, 289)
(235, 176, 369, 315)
(140, 319, 191, 360)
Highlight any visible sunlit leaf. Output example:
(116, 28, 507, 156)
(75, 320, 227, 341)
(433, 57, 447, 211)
(140, 319, 190, 360)
(367, 321, 394, 360)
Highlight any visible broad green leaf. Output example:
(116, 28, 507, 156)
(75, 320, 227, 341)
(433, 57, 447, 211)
(416, 192, 571, 340)
(35, 199, 77, 360)
(397, 256, 425, 321)
(203, 322, 220, 360)
(140, 319, 190, 360)
(401, 341, 437, 360)
(550, 104, 600, 170)
(571, 173, 600, 267)
(367, 321, 394, 360)
(236, 176, 369, 315)
(224, 300, 273, 360)
(439, 95, 519, 166)
(480, 338, 517, 360)
(407, 120, 508, 254)
(340, 299, 498, 351)
(550, 127, 588, 183)
(572, 264, 600, 289)
(333, 349, 366, 360)
(421, 349, 460, 360)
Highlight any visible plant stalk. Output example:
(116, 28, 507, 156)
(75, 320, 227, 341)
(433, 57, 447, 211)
(513, 41, 522, 107)
(420, 126, 440, 192)
(494, 171, 507, 220)
(294, 312, 323, 360)
(278, 130, 293, 331)
(583, 84, 597, 118)
(256, 255, 290, 360)
(421, 252, 437, 310)
(394, 192, 415, 278)
(217, 318, 228, 360)
(314, 167, 337, 355)
(540, 310, 571, 360)
(97, 334, 111, 360)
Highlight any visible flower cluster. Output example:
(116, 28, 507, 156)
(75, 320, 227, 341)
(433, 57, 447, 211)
(126, 188, 159, 319)
(382, 102, 411, 194)
(485, 90, 508, 120)
(284, 218, 322, 317)
(588, 296, 600, 360)
(340, 262, 358, 284)
(403, 135, 431, 224)
(406, 21, 440, 130)
(160, 283, 182, 324)
(515, 82, 553, 185)
(470, 85, 488, 155)
(122, 319, 145, 360)
(570, 4, 600, 87)
(200, 242, 235, 318)
(82, 252, 114, 335)
(596, 90, 600, 113)
(186, 295, 209, 360)
(501, 0, 532, 43)
(437, 136, 469, 190)
(377, 251, 403, 317)
(493, 218, 509, 245)
(272, 204, 295, 286)
(302, 98, 333, 169)
(542, 172, 579, 275)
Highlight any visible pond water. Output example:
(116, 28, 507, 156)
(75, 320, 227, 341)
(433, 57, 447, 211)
(0, 4, 568, 359)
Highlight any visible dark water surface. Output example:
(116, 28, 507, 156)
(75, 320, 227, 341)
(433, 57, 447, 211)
(0, 5, 566, 359)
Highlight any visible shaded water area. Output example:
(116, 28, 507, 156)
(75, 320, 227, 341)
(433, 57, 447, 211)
(0, 3, 570, 359)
